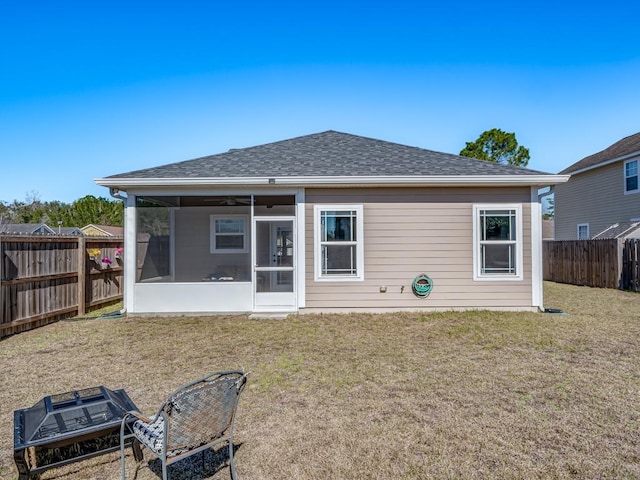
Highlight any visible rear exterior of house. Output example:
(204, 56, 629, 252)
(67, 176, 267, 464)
(96, 131, 568, 314)
(555, 132, 640, 240)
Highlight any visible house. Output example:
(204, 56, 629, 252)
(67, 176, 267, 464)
(0, 223, 56, 235)
(81, 224, 124, 237)
(542, 219, 555, 240)
(95, 131, 568, 315)
(554, 132, 640, 240)
(0, 223, 82, 236)
(58, 226, 83, 235)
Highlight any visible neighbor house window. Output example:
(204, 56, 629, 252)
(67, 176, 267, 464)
(473, 205, 523, 281)
(314, 205, 364, 281)
(624, 159, 638, 194)
(577, 223, 590, 240)
(210, 215, 248, 253)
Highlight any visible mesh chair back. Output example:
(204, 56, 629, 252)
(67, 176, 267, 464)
(161, 372, 246, 453)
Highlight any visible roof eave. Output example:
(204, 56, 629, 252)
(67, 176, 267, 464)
(563, 150, 640, 175)
(95, 174, 570, 190)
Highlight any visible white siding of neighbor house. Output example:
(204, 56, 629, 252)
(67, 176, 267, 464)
(303, 187, 534, 311)
(555, 157, 640, 240)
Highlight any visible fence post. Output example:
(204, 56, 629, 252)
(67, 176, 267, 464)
(77, 236, 86, 316)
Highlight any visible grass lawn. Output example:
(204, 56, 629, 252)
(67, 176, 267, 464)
(1, 282, 639, 479)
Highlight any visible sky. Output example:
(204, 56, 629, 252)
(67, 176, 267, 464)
(1, 0, 639, 204)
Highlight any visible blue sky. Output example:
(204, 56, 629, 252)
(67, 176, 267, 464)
(1, 0, 639, 203)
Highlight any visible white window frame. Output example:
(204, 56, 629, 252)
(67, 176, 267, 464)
(624, 159, 639, 194)
(577, 223, 590, 240)
(210, 215, 249, 253)
(472, 204, 523, 281)
(314, 205, 364, 282)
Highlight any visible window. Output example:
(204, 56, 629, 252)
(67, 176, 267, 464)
(624, 159, 638, 194)
(473, 205, 523, 281)
(577, 223, 590, 240)
(314, 205, 364, 281)
(210, 215, 248, 253)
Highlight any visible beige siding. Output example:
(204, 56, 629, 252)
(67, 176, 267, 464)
(304, 187, 534, 310)
(555, 157, 640, 240)
(82, 226, 110, 236)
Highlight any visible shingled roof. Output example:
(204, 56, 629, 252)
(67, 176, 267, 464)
(106, 131, 555, 179)
(560, 132, 640, 175)
(592, 221, 640, 239)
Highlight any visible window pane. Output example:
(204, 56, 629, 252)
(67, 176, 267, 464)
(136, 198, 171, 282)
(256, 271, 294, 292)
(216, 235, 244, 249)
(322, 244, 357, 275)
(577, 225, 589, 240)
(626, 176, 638, 192)
(482, 244, 515, 274)
(481, 210, 515, 241)
(216, 219, 244, 234)
(321, 211, 356, 241)
(626, 160, 638, 177)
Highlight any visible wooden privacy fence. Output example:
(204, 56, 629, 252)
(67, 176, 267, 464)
(622, 239, 640, 292)
(1, 235, 124, 339)
(543, 239, 640, 291)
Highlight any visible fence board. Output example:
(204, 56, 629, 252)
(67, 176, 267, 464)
(1, 235, 124, 338)
(622, 239, 640, 292)
(543, 239, 621, 289)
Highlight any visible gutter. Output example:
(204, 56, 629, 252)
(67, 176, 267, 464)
(96, 174, 571, 190)
(109, 187, 128, 200)
(108, 187, 127, 317)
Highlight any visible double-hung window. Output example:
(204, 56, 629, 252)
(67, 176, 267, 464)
(210, 215, 248, 253)
(624, 159, 638, 194)
(577, 223, 590, 240)
(314, 205, 364, 281)
(473, 205, 523, 281)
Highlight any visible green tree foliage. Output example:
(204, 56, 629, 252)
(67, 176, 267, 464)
(66, 195, 123, 227)
(3, 191, 48, 224)
(460, 128, 530, 167)
(0, 193, 123, 227)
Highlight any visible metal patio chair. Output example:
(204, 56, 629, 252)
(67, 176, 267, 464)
(120, 370, 248, 480)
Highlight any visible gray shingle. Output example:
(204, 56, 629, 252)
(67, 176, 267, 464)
(106, 131, 550, 180)
(560, 132, 640, 174)
(592, 221, 640, 239)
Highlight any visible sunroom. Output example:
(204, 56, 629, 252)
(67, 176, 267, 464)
(127, 193, 302, 314)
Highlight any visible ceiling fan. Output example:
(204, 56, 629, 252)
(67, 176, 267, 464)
(205, 196, 252, 206)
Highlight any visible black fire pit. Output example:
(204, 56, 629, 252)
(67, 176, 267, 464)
(14, 386, 142, 480)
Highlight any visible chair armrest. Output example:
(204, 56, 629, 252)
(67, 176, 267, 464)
(122, 410, 153, 424)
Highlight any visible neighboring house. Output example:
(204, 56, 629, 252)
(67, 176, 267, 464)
(555, 132, 640, 240)
(542, 219, 555, 240)
(0, 223, 56, 235)
(58, 226, 83, 235)
(95, 130, 568, 315)
(81, 224, 124, 236)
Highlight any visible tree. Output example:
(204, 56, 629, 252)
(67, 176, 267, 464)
(0, 193, 123, 228)
(460, 128, 530, 167)
(66, 195, 123, 227)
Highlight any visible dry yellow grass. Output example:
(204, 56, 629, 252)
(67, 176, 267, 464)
(1, 282, 639, 479)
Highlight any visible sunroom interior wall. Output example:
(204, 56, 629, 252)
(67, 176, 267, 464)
(173, 206, 251, 282)
(304, 187, 533, 309)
